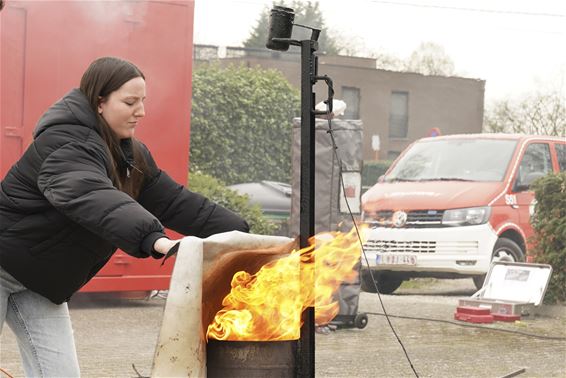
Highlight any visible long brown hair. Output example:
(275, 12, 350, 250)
(80, 56, 148, 199)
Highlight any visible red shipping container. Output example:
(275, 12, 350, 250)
(1, 0, 194, 294)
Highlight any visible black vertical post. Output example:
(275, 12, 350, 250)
(297, 39, 317, 378)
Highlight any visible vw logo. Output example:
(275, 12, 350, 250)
(392, 211, 408, 227)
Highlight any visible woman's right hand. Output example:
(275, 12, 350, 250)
(153, 237, 181, 256)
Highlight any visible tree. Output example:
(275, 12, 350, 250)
(190, 64, 300, 185)
(531, 172, 566, 304)
(404, 42, 455, 76)
(336, 39, 455, 73)
(374, 51, 405, 71)
(334, 33, 404, 70)
(483, 91, 565, 137)
(244, 1, 340, 55)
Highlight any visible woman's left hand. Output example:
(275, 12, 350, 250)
(153, 237, 181, 255)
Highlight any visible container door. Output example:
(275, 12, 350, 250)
(1, 5, 27, 178)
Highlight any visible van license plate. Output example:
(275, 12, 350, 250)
(376, 254, 417, 265)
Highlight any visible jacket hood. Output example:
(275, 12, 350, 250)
(34, 88, 99, 138)
(361, 181, 503, 212)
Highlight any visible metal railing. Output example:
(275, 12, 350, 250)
(194, 44, 301, 62)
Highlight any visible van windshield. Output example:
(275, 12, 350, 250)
(386, 138, 518, 182)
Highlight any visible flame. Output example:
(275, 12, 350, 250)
(206, 226, 367, 341)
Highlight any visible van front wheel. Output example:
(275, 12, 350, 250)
(473, 237, 525, 289)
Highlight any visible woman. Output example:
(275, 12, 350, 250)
(0, 56, 248, 376)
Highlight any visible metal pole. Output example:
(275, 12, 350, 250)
(297, 38, 317, 378)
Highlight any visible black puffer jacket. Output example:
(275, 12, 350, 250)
(0, 89, 248, 304)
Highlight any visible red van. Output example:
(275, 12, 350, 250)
(361, 134, 565, 294)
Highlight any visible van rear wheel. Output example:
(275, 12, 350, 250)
(361, 270, 403, 294)
(473, 237, 525, 290)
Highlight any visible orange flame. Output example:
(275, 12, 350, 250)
(206, 226, 367, 341)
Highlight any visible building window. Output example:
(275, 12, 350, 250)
(342, 86, 360, 119)
(389, 91, 409, 138)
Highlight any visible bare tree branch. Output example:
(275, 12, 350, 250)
(484, 91, 565, 137)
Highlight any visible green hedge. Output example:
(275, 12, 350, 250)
(531, 172, 566, 304)
(362, 160, 394, 189)
(188, 171, 276, 235)
(190, 64, 300, 185)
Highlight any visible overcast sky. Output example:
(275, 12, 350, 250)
(194, 0, 566, 103)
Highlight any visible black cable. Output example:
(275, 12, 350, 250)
(365, 311, 566, 341)
(131, 363, 149, 378)
(324, 114, 420, 378)
(0, 367, 15, 378)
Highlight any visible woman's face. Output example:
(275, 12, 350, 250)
(98, 77, 146, 139)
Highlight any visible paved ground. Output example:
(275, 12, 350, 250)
(1, 278, 565, 377)
(317, 279, 566, 378)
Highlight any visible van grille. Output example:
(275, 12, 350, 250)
(364, 240, 479, 254)
(368, 210, 445, 228)
(365, 240, 436, 253)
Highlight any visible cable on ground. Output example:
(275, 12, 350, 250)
(325, 112, 420, 378)
(365, 311, 566, 341)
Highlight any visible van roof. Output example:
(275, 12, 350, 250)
(418, 133, 564, 143)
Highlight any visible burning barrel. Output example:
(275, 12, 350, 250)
(207, 340, 297, 378)
(202, 240, 301, 377)
(204, 229, 365, 376)
(152, 230, 365, 377)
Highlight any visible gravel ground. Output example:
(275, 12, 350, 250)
(316, 279, 566, 378)
(1, 278, 565, 377)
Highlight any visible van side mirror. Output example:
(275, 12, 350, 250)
(377, 175, 385, 183)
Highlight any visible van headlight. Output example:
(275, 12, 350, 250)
(442, 207, 491, 226)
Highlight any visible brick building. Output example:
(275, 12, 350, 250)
(194, 45, 485, 161)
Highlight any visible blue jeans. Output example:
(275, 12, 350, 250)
(0, 265, 80, 377)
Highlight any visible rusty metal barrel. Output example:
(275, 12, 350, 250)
(207, 340, 297, 378)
